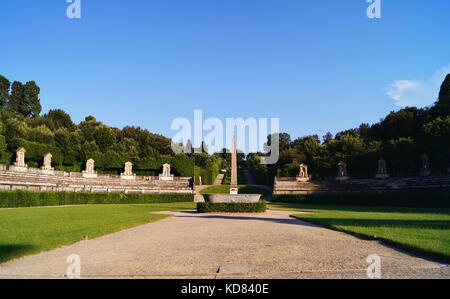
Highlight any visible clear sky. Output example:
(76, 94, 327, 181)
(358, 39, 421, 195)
(1, 0, 449, 142)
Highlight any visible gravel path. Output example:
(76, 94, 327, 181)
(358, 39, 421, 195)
(0, 209, 448, 279)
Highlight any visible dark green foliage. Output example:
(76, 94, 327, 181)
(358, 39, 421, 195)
(433, 74, 450, 117)
(197, 156, 223, 185)
(0, 190, 194, 208)
(0, 74, 191, 174)
(0, 75, 10, 107)
(197, 201, 267, 213)
(272, 193, 450, 208)
(9, 137, 63, 166)
(45, 109, 75, 130)
(172, 155, 194, 177)
(8, 81, 41, 117)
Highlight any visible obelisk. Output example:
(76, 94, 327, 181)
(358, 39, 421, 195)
(230, 136, 238, 195)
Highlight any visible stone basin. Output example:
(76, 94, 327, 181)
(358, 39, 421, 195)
(204, 194, 261, 203)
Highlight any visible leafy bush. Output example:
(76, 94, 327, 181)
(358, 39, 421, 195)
(272, 193, 450, 208)
(197, 201, 267, 213)
(0, 191, 194, 208)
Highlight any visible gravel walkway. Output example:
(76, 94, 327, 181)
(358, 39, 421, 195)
(0, 209, 448, 279)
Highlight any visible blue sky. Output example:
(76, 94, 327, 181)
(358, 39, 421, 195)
(1, 0, 449, 143)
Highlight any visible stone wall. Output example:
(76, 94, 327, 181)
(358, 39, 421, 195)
(0, 164, 193, 194)
(273, 175, 450, 195)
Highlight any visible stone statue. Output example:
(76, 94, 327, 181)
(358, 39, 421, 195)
(420, 154, 431, 176)
(299, 164, 308, 177)
(10, 147, 28, 172)
(124, 162, 133, 176)
(336, 162, 349, 181)
(121, 161, 136, 180)
(82, 159, 98, 178)
(14, 147, 27, 167)
(375, 158, 389, 179)
(41, 153, 54, 172)
(159, 163, 174, 181)
(296, 163, 310, 182)
(338, 162, 347, 176)
(86, 159, 95, 173)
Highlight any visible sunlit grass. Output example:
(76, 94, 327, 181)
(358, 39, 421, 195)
(270, 203, 450, 262)
(0, 202, 196, 263)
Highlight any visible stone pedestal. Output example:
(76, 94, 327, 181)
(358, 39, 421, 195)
(375, 174, 390, 179)
(336, 176, 350, 181)
(41, 168, 55, 175)
(420, 170, 431, 176)
(159, 174, 174, 181)
(9, 164, 28, 173)
(296, 176, 310, 182)
(82, 171, 98, 178)
(121, 174, 136, 180)
(205, 194, 261, 203)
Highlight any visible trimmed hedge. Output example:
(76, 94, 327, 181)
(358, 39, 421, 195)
(0, 190, 194, 208)
(272, 193, 450, 208)
(197, 201, 267, 213)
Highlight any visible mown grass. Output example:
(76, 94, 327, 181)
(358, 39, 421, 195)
(270, 203, 450, 262)
(0, 202, 196, 263)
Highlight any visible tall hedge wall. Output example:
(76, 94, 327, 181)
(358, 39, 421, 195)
(272, 193, 450, 208)
(0, 190, 194, 208)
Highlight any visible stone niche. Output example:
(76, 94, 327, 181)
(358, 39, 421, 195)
(9, 147, 29, 172)
(159, 163, 174, 181)
(41, 153, 55, 175)
(336, 161, 349, 181)
(375, 158, 390, 179)
(296, 164, 310, 182)
(420, 154, 431, 176)
(121, 161, 136, 180)
(82, 159, 98, 178)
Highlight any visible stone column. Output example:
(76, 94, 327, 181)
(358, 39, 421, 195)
(230, 137, 238, 195)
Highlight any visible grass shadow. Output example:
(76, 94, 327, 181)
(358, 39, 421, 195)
(0, 244, 38, 264)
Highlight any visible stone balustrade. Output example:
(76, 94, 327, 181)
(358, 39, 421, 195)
(0, 164, 193, 194)
(273, 175, 450, 195)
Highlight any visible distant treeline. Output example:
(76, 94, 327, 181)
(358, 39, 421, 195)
(0, 74, 193, 176)
(248, 74, 450, 184)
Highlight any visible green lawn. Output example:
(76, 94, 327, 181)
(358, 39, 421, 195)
(270, 203, 450, 262)
(0, 202, 196, 263)
(200, 185, 270, 197)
